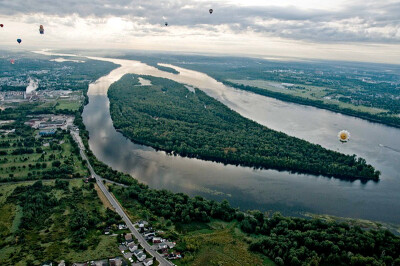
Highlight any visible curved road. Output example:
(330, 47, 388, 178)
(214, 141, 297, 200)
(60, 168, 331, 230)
(71, 131, 173, 266)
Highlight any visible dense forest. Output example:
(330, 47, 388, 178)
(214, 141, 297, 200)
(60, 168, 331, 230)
(107, 74, 379, 181)
(0, 180, 121, 264)
(245, 213, 400, 265)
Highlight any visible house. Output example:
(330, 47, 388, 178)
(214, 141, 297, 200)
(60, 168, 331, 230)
(125, 233, 133, 241)
(128, 242, 138, 252)
(142, 258, 154, 266)
(156, 243, 168, 251)
(145, 235, 154, 241)
(58, 260, 66, 266)
(152, 237, 162, 244)
(164, 241, 176, 249)
(104, 228, 111, 235)
(133, 250, 147, 262)
(109, 257, 124, 266)
(123, 252, 133, 259)
(144, 232, 155, 237)
(125, 238, 134, 245)
(118, 244, 128, 252)
(42, 262, 53, 266)
(118, 224, 128, 230)
(168, 252, 182, 260)
(90, 259, 108, 266)
(139, 223, 145, 232)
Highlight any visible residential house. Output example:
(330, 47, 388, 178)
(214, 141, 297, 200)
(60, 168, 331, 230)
(118, 244, 128, 252)
(118, 224, 128, 230)
(125, 233, 133, 241)
(128, 242, 138, 252)
(123, 252, 133, 260)
(109, 257, 124, 266)
(133, 250, 147, 262)
(156, 243, 168, 251)
(142, 258, 154, 266)
(152, 237, 162, 244)
(90, 259, 108, 266)
(164, 241, 176, 249)
(144, 232, 155, 237)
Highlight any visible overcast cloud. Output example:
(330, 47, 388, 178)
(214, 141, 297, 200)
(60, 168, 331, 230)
(1, 0, 400, 63)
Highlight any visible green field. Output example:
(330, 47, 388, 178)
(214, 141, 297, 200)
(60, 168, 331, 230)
(174, 221, 275, 266)
(0, 179, 121, 265)
(229, 79, 388, 115)
(0, 124, 88, 181)
(55, 100, 81, 111)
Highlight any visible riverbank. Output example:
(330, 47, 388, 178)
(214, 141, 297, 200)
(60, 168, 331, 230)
(223, 80, 400, 129)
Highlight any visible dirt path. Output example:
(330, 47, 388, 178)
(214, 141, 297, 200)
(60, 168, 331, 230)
(94, 183, 114, 210)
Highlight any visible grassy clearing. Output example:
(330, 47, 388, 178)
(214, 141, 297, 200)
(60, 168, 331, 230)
(95, 183, 114, 210)
(56, 100, 81, 111)
(229, 79, 388, 115)
(175, 221, 274, 266)
(305, 213, 400, 235)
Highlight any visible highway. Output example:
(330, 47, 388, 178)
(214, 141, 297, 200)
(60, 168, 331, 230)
(71, 131, 173, 266)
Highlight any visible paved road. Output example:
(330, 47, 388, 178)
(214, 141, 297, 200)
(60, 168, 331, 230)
(71, 132, 173, 266)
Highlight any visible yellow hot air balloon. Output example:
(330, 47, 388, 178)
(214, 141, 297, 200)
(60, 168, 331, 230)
(338, 130, 350, 143)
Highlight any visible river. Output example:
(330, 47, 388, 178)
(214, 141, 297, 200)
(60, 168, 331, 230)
(36, 51, 400, 223)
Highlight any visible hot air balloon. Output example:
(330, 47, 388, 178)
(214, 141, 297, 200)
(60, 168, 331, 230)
(17, 39, 22, 44)
(338, 130, 350, 143)
(39, 25, 44, 34)
(165, 22, 168, 26)
(10, 59, 15, 64)
(209, 9, 213, 14)
(0, 24, 3, 28)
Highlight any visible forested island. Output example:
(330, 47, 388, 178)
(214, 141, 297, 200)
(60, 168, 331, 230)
(108, 74, 380, 181)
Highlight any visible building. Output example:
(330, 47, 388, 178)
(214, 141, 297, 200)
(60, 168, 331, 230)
(142, 258, 154, 266)
(39, 120, 65, 128)
(128, 242, 138, 252)
(109, 257, 124, 266)
(39, 129, 56, 136)
(125, 233, 133, 241)
(133, 250, 146, 262)
(152, 237, 162, 244)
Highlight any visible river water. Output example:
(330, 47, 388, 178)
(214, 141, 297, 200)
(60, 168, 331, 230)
(36, 51, 400, 223)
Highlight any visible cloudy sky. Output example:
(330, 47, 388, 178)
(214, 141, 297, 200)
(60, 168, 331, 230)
(1, 0, 400, 63)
